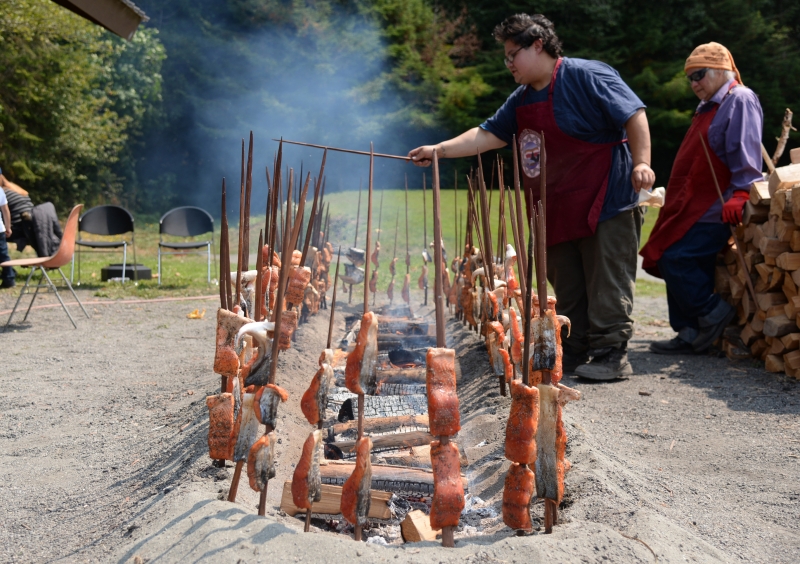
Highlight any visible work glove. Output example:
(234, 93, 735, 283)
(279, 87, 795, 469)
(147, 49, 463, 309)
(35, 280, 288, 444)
(722, 190, 749, 225)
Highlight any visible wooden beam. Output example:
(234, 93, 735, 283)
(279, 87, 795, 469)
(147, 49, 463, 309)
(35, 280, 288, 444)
(333, 431, 434, 453)
(279, 482, 392, 519)
(320, 462, 468, 493)
(331, 414, 429, 436)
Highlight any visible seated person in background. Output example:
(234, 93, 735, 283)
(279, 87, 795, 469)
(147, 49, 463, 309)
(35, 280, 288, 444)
(0, 166, 61, 257)
(0, 186, 14, 288)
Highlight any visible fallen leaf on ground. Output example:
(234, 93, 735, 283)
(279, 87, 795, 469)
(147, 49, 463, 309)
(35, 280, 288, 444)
(187, 308, 206, 319)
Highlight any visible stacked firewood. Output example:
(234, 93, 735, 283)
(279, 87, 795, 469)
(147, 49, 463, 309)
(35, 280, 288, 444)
(719, 155, 800, 376)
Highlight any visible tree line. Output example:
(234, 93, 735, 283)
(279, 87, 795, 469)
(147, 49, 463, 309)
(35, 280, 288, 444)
(0, 0, 797, 215)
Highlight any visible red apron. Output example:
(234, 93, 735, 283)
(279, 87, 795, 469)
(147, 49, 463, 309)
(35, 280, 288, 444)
(639, 83, 737, 278)
(517, 58, 625, 246)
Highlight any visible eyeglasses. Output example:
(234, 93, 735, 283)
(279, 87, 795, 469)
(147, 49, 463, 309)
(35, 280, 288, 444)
(504, 46, 527, 67)
(686, 68, 709, 83)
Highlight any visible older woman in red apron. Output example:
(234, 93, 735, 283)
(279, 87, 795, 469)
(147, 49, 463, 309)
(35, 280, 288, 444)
(641, 43, 763, 354)
(408, 14, 655, 380)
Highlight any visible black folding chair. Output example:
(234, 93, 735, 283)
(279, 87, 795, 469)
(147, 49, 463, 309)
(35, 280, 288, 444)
(158, 206, 215, 285)
(70, 205, 136, 284)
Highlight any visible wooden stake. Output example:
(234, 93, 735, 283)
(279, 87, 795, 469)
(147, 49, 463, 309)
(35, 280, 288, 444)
(327, 248, 342, 350)
(422, 173, 429, 305)
(243, 132, 254, 270)
(404, 175, 411, 275)
(700, 134, 758, 308)
(301, 150, 327, 268)
(511, 136, 527, 274)
(271, 138, 411, 161)
(522, 219, 535, 387)
(432, 151, 445, 347)
(364, 147, 374, 315)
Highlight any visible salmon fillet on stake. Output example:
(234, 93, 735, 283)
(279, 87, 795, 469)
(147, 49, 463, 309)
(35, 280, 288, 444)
(292, 430, 323, 509)
(426, 348, 460, 436)
(505, 380, 539, 465)
(429, 440, 465, 529)
(340, 437, 373, 526)
(300, 350, 334, 426)
(213, 309, 253, 378)
(206, 393, 235, 460)
(233, 393, 262, 462)
(502, 463, 535, 532)
(247, 432, 276, 492)
(345, 312, 378, 395)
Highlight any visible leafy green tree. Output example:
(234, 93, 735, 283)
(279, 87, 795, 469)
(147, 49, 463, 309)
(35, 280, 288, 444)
(0, 0, 164, 212)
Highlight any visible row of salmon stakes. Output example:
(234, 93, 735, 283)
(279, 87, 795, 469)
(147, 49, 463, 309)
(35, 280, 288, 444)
(204, 134, 582, 545)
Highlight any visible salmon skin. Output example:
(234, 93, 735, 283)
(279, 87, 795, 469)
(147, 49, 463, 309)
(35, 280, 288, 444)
(226, 374, 243, 452)
(206, 393, 235, 460)
(236, 320, 275, 387)
(261, 265, 280, 316)
(369, 269, 378, 293)
(247, 432, 276, 492)
(345, 312, 378, 395)
(254, 384, 289, 429)
(505, 380, 539, 465)
(233, 393, 262, 462)
(502, 463, 534, 532)
(386, 278, 394, 302)
(371, 242, 381, 269)
(389, 257, 398, 277)
(429, 440, 464, 529)
(340, 437, 372, 526)
(401, 274, 411, 304)
(292, 430, 323, 509)
(487, 321, 506, 376)
(535, 384, 563, 501)
(286, 265, 312, 306)
(532, 310, 557, 371)
(300, 349, 334, 426)
(214, 308, 253, 378)
(426, 348, 460, 436)
(278, 309, 299, 351)
(509, 307, 523, 367)
(418, 263, 428, 289)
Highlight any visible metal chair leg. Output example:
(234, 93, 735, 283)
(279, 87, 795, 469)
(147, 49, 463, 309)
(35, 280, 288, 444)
(158, 246, 162, 286)
(122, 242, 127, 284)
(22, 268, 44, 322)
(57, 268, 89, 319)
(207, 242, 211, 284)
(3, 267, 36, 332)
(70, 253, 75, 283)
(41, 268, 77, 328)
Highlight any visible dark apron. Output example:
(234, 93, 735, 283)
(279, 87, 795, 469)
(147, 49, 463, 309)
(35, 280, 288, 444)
(516, 58, 625, 246)
(639, 83, 737, 277)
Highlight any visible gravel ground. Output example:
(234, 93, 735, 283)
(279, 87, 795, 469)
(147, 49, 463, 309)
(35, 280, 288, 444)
(0, 288, 798, 563)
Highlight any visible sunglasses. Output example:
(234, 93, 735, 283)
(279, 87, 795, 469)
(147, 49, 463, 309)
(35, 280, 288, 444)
(687, 68, 709, 83)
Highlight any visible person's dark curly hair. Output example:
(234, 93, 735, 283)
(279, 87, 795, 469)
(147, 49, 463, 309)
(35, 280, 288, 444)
(493, 14, 563, 58)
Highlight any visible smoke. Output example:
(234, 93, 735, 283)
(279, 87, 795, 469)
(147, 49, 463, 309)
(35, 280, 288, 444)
(135, 0, 439, 217)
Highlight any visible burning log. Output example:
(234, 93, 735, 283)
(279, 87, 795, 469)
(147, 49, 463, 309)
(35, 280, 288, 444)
(280, 482, 392, 519)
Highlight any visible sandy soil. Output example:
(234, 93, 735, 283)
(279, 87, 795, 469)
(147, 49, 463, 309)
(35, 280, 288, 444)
(1, 288, 798, 563)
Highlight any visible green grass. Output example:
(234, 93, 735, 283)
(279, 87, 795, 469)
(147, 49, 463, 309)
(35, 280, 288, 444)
(0, 189, 664, 301)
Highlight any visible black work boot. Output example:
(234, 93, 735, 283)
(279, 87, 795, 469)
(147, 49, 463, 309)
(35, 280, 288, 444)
(575, 346, 632, 381)
(650, 328, 696, 355)
(692, 300, 736, 353)
(562, 352, 590, 373)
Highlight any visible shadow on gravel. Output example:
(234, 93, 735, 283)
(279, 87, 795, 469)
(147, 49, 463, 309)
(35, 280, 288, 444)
(628, 345, 800, 416)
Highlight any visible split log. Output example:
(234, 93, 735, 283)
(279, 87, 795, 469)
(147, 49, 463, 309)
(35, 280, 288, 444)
(376, 368, 427, 382)
(320, 461, 468, 494)
(765, 354, 786, 373)
(755, 262, 772, 283)
(729, 273, 745, 300)
(401, 510, 440, 542)
(331, 414, 429, 436)
(777, 219, 797, 242)
(772, 109, 795, 165)
(750, 312, 766, 332)
(765, 303, 787, 318)
(377, 317, 429, 334)
(759, 237, 791, 258)
(791, 148, 800, 165)
(743, 202, 769, 225)
(740, 323, 761, 346)
(791, 230, 800, 252)
(757, 292, 788, 311)
(783, 349, 800, 371)
(764, 313, 797, 337)
(768, 164, 800, 196)
(770, 189, 793, 220)
(744, 249, 764, 270)
(751, 338, 769, 359)
(785, 272, 798, 299)
(781, 332, 800, 351)
(333, 431, 434, 454)
(279, 481, 392, 519)
(724, 340, 751, 360)
(776, 252, 800, 271)
(749, 180, 771, 205)
(768, 337, 788, 355)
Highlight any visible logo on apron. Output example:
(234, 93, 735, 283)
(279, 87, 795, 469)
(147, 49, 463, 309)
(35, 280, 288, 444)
(519, 129, 542, 179)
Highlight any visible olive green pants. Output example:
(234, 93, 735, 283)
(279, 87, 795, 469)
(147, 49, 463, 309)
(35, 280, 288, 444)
(547, 207, 643, 356)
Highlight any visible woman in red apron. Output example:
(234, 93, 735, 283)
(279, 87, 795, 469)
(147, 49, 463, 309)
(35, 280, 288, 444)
(641, 43, 763, 354)
(408, 14, 655, 380)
